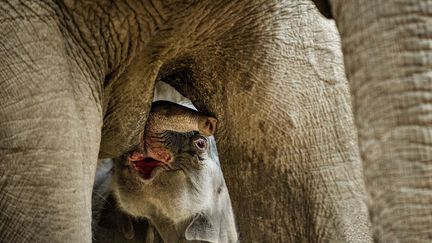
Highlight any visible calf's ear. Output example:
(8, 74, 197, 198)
(185, 213, 218, 242)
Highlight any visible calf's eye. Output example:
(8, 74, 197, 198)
(193, 137, 207, 151)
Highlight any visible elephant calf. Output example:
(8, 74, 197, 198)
(93, 100, 238, 243)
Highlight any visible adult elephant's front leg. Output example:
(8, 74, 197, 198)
(168, 3, 372, 241)
(323, 1, 432, 242)
(0, 4, 102, 242)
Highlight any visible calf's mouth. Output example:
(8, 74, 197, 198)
(127, 151, 172, 180)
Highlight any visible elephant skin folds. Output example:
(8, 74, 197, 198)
(331, 0, 432, 242)
(0, 0, 374, 242)
(0, 1, 102, 242)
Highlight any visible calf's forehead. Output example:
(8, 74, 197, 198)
(163, 131, 196, 152)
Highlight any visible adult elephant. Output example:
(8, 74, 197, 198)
(312, 1, 432, 242)
(0, 0, 371, 242)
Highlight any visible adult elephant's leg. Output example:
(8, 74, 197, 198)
(327, 1, 432, 242)
(168, 2, 371, 241)
(0, 3, 102, 242)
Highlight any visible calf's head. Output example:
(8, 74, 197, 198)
(112, 101, 238, 243)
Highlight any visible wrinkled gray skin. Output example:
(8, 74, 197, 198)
(312, 1, 432, 242)
(0, 0, 429, 242)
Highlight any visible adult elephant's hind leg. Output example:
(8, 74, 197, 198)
(0, 5, 102, 242)
(218, 54, 371, 241)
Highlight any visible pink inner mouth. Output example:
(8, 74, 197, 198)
(128, 146, 173, 179)
(130, 156, 165, 179)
